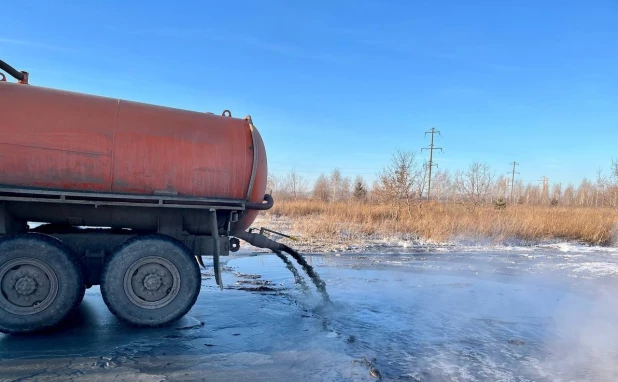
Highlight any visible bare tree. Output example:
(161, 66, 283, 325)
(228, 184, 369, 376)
(593, 160, 618, 208)
(329, 168, 351, 202)
(429, 169, 450, 202)
(596, 169, 608, 207)
(551, 183, 562, 204)
(454, 162, 495, 207)
(513, 179, 524, 204)
(417, 161, 429, 201)
(604, 160, 618, 208)
(373, 150, 421, 218)
(283, 168, 307, 200)
(493, 175, 508, 202)
(267, 173, 282, 199)
(330, 169, 342, 202)
(340, 176, 352, 201)
(576, 179, 593, 207)
(563, 185, 575, 206)
(313, 174, 331, 202)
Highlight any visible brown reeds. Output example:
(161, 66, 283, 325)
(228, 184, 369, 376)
(264, 200, 618, 246)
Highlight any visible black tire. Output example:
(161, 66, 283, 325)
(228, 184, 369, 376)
(101, 235, 201, 327)
(0, 234, 85, 334)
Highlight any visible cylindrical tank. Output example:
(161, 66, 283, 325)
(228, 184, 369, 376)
(0, 81, 268, 232)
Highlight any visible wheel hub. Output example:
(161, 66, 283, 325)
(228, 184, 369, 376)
(0, 258, 58, 315)
(124, 257, 180, 310)
(15, 276, 37, 296)
(143, 273, 163, 291)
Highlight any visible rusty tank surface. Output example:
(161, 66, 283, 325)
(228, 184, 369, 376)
(0, 59, 277, 333)
(0, 68, 268, 234)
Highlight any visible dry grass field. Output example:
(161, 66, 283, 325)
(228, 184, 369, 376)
(263, 199, 618, 246)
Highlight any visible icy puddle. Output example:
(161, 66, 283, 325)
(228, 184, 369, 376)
(2, 245, 618, 381)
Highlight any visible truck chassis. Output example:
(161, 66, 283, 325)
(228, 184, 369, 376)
(0, 186, 242, 333)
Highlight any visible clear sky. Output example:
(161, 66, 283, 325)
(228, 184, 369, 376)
(2, 0, 617, 188)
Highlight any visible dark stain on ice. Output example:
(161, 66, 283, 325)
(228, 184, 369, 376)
(233, 286, 280, 292)
(236, 279, 274, 286)
(174, 320, 205, 330)
(233, 272, 262, 279)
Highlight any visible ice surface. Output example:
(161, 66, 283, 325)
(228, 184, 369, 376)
(2, 243, 618, 381)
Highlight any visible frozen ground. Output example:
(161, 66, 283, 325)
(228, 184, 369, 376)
(1, 242, 618, 381)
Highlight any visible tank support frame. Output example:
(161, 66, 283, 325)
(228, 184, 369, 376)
(0, 186, 238, 288)
(0, 186, 246, 211)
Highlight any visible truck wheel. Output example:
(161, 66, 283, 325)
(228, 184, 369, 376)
(0, 234, 85, 334)
(100, 235, 201, 327)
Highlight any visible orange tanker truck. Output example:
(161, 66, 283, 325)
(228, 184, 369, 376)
(0, 59, 313, 334)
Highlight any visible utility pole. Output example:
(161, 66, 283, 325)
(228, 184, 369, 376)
(421, 127, 442, 201)
(508, 161, 519, 202)
(540, 176, 549, 201)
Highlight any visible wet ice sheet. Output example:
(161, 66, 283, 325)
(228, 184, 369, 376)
(312, 251, 618, 381)
(2, 245, 618, 381)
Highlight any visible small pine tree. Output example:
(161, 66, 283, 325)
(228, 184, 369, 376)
(353, 176, 367, 201)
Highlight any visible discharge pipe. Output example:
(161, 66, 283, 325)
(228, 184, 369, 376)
(0, 59, 25, 81)
(233, 230, 331, 302)
(245, 194, 274, 210)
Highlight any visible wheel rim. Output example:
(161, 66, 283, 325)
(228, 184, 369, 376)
(0, 257, 59, 316)
(123, 256, 181, 310)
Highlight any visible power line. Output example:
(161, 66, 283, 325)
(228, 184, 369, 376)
(421, 127, 442, 201)
(508, 161, 519, 201)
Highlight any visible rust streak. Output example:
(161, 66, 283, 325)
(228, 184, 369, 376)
(110, 99, 120, 192)
(0, 142, 111, 157)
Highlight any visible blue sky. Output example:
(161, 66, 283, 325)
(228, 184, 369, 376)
(2, 0, 617, 188)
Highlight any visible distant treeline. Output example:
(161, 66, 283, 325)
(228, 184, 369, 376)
(268, 151, 618, 210)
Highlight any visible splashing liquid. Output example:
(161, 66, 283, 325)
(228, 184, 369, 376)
(281, 245, 331, 303)
(273, 249, 310, 293)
